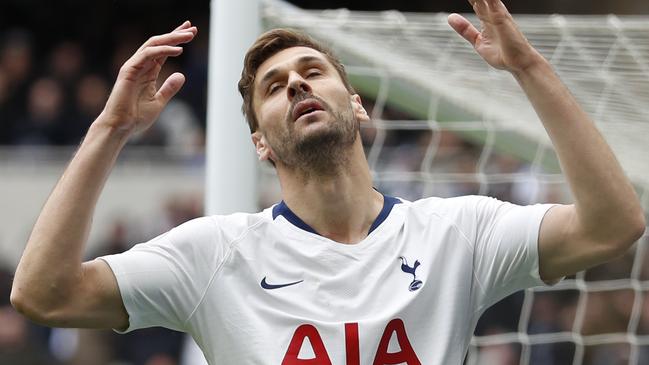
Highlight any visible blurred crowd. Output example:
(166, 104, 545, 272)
(0, 25, 207, 154)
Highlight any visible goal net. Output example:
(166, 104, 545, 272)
(260, 1, 649, 364)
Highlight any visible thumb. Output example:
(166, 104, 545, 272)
(448, 13, 480, 47)
(156, 72, 186, 106)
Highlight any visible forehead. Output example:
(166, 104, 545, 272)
(255, 46, 331, 85)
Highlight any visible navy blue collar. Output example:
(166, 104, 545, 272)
(272, 194, 401, 236)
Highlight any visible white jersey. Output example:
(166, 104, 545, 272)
(100, 195, 555, 364)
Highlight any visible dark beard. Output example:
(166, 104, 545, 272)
(271, 103, 359, 177)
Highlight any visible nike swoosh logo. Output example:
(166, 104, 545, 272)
(260, 276, 304, 290)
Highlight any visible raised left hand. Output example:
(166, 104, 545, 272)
(448, 0, 544, 74)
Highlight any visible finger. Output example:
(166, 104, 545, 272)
(156, 72, 185, 105)
(484, 0, 507, 14)
(139, 28, 197, 51)
(174, 20, 192, 31)
(485, 0, 506, 9)
(136, 45, 183, 65)
(123, 45, 184, 79)
(467, 0, 488, 14)
(448, 13, 480, 47)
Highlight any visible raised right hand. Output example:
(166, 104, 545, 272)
(98, 21, 197, 135)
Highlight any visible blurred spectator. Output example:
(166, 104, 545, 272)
(153, 193, 203, 236)
(426, 129, 482, 197)
(0, 29, 33, 90)
(48, 41, 85, 85)
(178, 18, 209, 127)
(68, 73, 110, 143)
(0, 305, 63, 365)
(528, 291, 578, 364)
(476, 343, 519, 365)
(475, 327, 519, 365)
(584, 343, 629, 365)
(110, 25, 145, 78)
(114, 328, 184, 365)
(0, 29, 34, 143)
(14, 77, 67, 145)
(75, 74, 108, 118)
(49, 41, 88, 144)
(376, 130, 430, 200)
(92, 219, 132, 258)
(484, 153, 523, 202)
(475, 291, 524, 339)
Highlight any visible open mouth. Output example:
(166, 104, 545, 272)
(292, 99, 325, 122)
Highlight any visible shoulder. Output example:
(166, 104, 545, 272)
(125, 210, 276, 270)
(398, 195, 499, 218)
(169, 209, 273, 247)
(396, 195, 510, 240)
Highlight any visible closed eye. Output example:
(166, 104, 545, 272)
(306, 70, 322, 78)
(268, 83, 284, 95)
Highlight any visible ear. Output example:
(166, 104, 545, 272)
(351, 94, 370, 122)
(251, 131, 273, 162)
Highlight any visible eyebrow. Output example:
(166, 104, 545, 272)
(259, 55, 327, 90)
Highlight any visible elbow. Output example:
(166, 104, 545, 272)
(10, 284, 64, 326)
(10, 279, 29, 315)
(625, 210, 646, 245)
(634, 213, 646, 238)
(609, 211, 646, 257)
(10, 287, 39, 322)
(10, 286, 45, 324)
(10, 288, 25, 315)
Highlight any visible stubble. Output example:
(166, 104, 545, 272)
(270, 94, 359, 178)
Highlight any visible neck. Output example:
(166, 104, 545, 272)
(276, 140, 383, 244)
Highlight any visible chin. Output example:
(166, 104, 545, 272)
(298, 120, 332, 137)
(297, 121, 356, 151)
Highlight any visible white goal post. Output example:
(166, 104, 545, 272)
(205, 0, 260, 216)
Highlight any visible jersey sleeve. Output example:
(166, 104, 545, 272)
(99, 216, 228, 333)
(464, 196, 557, 312)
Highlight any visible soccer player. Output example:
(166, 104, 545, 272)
(11, 1, 646, 364)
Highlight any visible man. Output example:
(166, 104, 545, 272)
(11, 1, 645, 364)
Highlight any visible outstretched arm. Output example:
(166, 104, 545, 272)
(448, 0, 645, 281)
(11, 22, 198, 329)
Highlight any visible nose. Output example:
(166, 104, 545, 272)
(286, 71, 312, 101)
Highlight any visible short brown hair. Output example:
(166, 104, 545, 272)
(238, 28, 355, 133)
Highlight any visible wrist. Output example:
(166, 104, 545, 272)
(510, 53, 553, 82)
(87, 115, 133, 147)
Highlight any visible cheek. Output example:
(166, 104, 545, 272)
(326, 85, 354, 109)
(258, 98, 288, 127)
